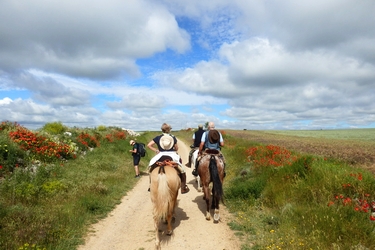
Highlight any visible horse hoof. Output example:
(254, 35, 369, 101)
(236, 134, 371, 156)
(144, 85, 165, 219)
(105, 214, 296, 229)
(155, 243, 161, 250)
(214, 209, 220, 222)
(214, 214, 220, 222)
(206, 214, 211, 220)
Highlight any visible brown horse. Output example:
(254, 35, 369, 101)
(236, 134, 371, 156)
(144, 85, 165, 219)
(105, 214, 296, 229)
(150, 160, 181, 250)
(197, 149, 225, 222)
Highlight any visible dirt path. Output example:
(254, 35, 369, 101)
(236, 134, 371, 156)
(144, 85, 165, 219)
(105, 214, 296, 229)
(78, 140, 241, 250)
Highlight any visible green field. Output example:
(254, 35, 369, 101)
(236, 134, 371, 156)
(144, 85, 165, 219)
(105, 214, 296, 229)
(2, 122, 375, 250)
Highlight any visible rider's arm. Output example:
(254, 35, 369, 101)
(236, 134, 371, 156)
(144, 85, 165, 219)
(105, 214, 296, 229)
(147, 140, 159, 154)
(198, 141, 204, 154)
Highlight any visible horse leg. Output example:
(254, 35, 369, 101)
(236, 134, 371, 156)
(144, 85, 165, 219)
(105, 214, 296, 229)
(197, 175, 202, 192)
(166, 213, 173, 235)
(154, 217, 161, 250)
(166, 193, 178, 235)
(202, 184, 211, 220)
(210, 187, 216, 209)
(212, 195, 220, 223)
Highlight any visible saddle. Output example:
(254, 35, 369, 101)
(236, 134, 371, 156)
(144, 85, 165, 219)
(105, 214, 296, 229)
(149, 157, 180, 174)
(203, 149, 220, 155)
(197, 149, 225, 166)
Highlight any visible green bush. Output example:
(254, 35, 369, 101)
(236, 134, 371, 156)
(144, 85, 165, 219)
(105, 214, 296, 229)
(97, 125, 107, 131)
(0, 135, 28, 175)
(42, 122, 67, 135)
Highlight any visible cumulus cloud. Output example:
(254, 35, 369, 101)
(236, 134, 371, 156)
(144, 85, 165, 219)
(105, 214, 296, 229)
(0, 0, 374, 130)
(0, 0, 190, 79)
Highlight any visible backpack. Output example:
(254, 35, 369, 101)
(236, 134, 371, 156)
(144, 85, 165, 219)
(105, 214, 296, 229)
(137, 143, 146, 157)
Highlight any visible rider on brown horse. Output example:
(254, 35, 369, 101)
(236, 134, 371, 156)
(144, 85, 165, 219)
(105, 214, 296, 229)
(192, 122, 225, 177)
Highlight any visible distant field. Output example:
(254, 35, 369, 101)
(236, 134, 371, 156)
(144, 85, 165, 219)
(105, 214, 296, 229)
(225, 129, 375, 173)
(264, 128, 375, 141)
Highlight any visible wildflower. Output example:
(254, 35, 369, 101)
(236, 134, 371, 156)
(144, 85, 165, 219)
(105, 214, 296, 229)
(358, 173, 363, 181)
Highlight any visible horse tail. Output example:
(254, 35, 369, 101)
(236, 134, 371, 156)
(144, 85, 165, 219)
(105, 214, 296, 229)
(153, 166, 172, 221)
(209, 155, 224, 204)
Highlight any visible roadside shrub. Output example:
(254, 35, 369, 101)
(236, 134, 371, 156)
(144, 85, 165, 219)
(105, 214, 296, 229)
(0, 120, 20, 131)
(42, 122, 67, 135)
(76, 132, 100, 149)
(97, 125, 107, 131)
(8, 126, 76, 162)
(0, 135, 27, 175)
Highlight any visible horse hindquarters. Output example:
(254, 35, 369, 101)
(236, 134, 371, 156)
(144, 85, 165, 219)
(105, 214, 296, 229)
(150, 166, 180, 249)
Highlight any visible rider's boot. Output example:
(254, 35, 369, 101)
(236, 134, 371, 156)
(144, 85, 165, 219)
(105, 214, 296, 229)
(185, 150, 193, 168)
(192, 158, 199, 176)
(185, 157, 191, 168)
(180, 173, 190, 194)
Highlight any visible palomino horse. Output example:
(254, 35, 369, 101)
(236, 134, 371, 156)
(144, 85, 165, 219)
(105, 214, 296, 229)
(150, 159, 181, 250)
(197, 149, 225, 222)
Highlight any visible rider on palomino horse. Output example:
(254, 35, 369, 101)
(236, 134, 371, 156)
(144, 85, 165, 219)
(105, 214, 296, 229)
(147, 123, 190, 194)
(192, 121, 226, 177)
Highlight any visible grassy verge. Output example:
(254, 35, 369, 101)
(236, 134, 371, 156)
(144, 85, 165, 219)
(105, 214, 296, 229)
(222, 130, 375, 249)
(0, 122, 158, 250)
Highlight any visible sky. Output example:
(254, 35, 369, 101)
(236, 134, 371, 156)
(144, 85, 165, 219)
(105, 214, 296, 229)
(1, 0, 375, 131)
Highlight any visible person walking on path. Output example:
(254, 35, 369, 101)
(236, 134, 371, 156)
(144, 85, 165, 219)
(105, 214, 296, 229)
(129, 140, 141, 178)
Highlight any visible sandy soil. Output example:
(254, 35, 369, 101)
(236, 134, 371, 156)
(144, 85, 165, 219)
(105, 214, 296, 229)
(78, 140, 242, 250)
